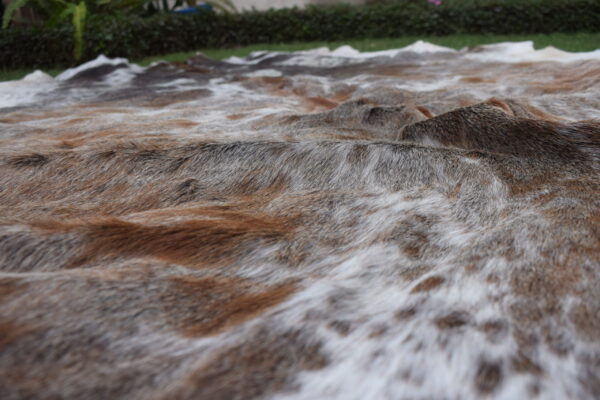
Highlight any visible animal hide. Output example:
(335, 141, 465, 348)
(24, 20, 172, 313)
(0, 41, 599, 399)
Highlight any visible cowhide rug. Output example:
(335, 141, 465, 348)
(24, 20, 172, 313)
(0, 41, 599, 399)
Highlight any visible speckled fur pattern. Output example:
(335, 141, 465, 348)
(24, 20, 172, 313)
(0, 42, 599, 399)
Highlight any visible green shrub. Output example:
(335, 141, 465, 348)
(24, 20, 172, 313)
(1, 0, 599, 69)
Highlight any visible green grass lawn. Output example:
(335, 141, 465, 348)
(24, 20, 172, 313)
(1, 32, 599, 82)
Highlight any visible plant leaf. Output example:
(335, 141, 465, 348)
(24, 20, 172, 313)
(72, 1, 87, 60)
(2, 0, 32, 29)
(46, 5, 74, 28)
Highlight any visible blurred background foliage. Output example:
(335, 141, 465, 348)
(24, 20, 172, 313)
(1, 0, 599, 68)
(2, 0, 235, 59)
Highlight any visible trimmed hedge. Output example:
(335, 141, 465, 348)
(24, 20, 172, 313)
(1, 0, 600, 69)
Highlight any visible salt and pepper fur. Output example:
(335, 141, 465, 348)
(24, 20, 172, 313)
(0, 42, 599, 399)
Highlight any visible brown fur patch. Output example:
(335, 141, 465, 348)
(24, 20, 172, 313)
(401, 102, 593, 162)
(511, 259, 583, 300)
(328, 320, 352, 336)
(171, 276, 297, 337)
(475, 360, 503, 394)
(260, 76, 288, 88)
(165, 119, 199, 128)
(486, 98, 513, 115)
(371, 67, 426, 80)
(416, 105, 434, 118)
(58, 117, 91, 127)
(0, 319, 37, 349)
(435, 311, 471, 329)
(395, 307, 417, 320)
(461, 76, 496, 84)
(411, 275, 445, 293)
(8, 153, 49, 168)
(227, 113, 249, 120)
(167, 329, 328, 400)
(479, 319, 508, 343)
(570, 302, 600, 341)
(511, 352, 543, 375)
(0, 279, 27, 301)
(304, 96, 338, 110)
(49, 211, 296, 268)
(368, 324, 388, 338)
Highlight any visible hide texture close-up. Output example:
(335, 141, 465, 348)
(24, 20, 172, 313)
(0, 40, 599, 400)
